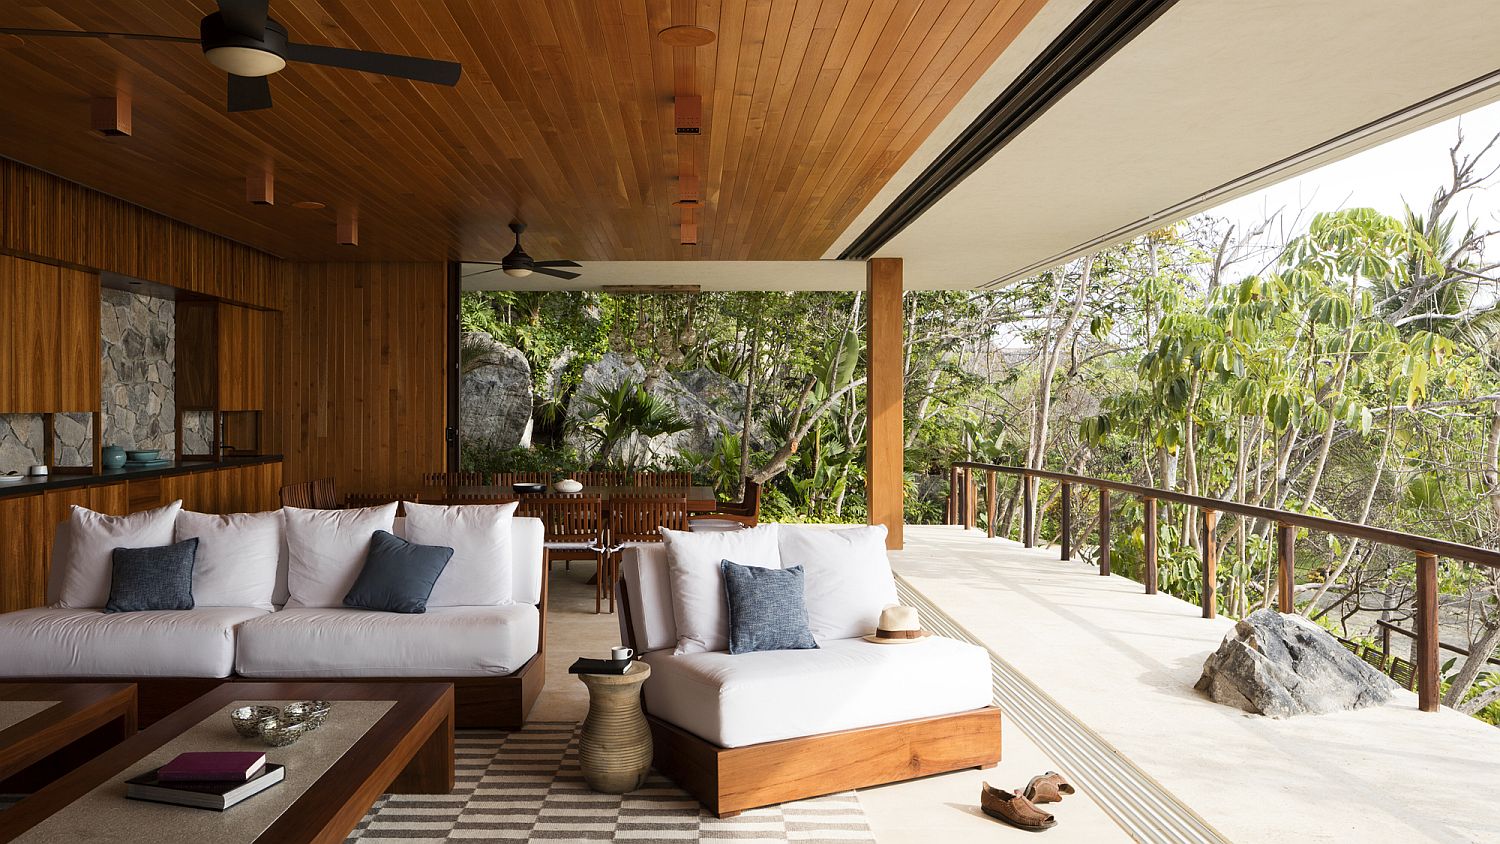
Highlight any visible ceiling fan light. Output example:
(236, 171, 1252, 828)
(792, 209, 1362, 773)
(205, 45, 286, 76)
(503, 267, 533, 278)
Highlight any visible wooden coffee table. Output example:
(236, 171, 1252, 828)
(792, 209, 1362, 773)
(0, 682, 454, 844)
(0, 683, 137, 789)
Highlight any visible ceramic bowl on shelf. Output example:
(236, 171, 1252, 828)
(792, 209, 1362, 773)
(101, 445, 127, 469)
(229, 704, 281, 738)
(554, 479, 583, 494)
(0, 472, 26, 484)
(125, 449, 160, 462)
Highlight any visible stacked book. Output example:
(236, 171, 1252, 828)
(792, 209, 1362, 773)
(126, 752, 284, 811)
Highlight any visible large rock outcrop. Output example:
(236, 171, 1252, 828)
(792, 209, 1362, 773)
(565, 353, 739, 464)
(1195, 609, 1397, 718)
(460, 332, 533, 450)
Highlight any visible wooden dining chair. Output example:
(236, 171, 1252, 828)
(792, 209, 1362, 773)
(636, 471, 692, 487)
(422, 471, 487, 487)
(280, 478, 340, 509)
(521, 496, 608, 612)
(576, 470, 629, 487)
(345, 492, 418, 516)
(688, 479, 762, 529)
(606, 496, 689, 614)
(493, 471, 550, 487)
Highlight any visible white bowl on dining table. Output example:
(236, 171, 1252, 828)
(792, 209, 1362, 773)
(554, 479, 583, 494)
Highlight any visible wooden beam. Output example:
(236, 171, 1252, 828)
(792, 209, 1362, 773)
(1142, 497, 1158, 594)
(1277, 522, 1295, 612)
(1416, 552, 1439, 712)
(337, 207, 359, 246)
(866, 258, 903, 549)
(246, 167, 274, 205)
(90, 93, 131, 137)
(1202, 509, 1218, 619)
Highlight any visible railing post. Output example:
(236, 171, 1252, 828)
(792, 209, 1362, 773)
(947, 466, 956, 525)
(1098, 488, 1111, 576)
(1276, 522, 1295, 612)
(1060, 482, 1072, 561)
(1143, 497, 1158, 594)
(986, 470, 997, 538)
(1022, 474, 1035, 548)
(1416, 551, 1439, 713)
(964, 468, 977, 530)
(1201, 509, 1218, 619)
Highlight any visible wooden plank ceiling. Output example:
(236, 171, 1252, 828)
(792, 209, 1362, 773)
(0, 0, 1045, 261)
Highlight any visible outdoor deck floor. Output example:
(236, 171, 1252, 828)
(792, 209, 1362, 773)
(894, 524, 1500, 844)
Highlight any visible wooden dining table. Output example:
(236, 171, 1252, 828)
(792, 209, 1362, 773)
(440, 484, 720, 513)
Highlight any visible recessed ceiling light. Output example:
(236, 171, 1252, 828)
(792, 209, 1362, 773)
(658, 25, 716, 47)
(0, 34, 25, 48)
(291, 200, 326, 210)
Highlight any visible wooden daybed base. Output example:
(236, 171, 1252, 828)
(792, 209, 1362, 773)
(648, 705, 1002, 818)
(40, 654, 545, 730)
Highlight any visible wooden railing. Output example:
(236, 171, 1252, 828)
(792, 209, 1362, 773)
(948, 462, 1500, 713)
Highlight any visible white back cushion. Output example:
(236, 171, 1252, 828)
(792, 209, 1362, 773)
(402, 500, 519, 606)
(620, 544, 676, 653)
(282, 503, 398, 608)
(662, 524, 781, 655)
(779, 524, 897, 640)
(510, 516, 544, 606)
(175, 510, 283, 610)
(55, 501, 183, 609)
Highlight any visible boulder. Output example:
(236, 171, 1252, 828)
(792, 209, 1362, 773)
(565, 352, 739, 465)
(460, 332, 533, 450)
(1195, 609, 1397, 718)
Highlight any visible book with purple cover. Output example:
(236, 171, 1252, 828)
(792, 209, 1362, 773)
(126, 764, 284, 811)
(157, 751, 267, 782)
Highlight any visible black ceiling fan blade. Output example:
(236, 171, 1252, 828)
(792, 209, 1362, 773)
(227, 74, 272, 112)
(534, 260, 582, 268)
(217, 0, 269, 39)
(535, 267, 582, 281)
(0, 27, 196, 43)
(285, 42, 462, 86)
(462, 266, 508, 278)
(466, 261, 505, 266)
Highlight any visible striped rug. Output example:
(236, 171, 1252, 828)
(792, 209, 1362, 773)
(348, 721, 876, 843)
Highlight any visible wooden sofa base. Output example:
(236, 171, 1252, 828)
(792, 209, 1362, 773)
(648, 705, 1002, 818)
(46, 655, 545, 730)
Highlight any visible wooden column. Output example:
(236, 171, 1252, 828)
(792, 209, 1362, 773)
(985, 470, 997, 538)
(1022, 475, 1035, 548)
(1098, 488, 1111, 576)
(1276, 523, 1295, 612)
(1142, 497, 1158, 594)
(964, 468, 977, 531)
(1415, 552, 1439, 712)
(866, 258, 904, 549)
(1060, 482, 1072, 561)
(1201, 509, 1218, 619)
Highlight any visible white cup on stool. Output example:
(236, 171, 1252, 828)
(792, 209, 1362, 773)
(611, 646, 633, 661)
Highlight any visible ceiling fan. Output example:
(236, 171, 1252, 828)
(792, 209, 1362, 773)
(468, 223, 583, 280)
(0, 0, 462, 113)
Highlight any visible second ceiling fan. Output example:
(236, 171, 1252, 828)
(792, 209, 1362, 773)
(0, 0, 462, 112)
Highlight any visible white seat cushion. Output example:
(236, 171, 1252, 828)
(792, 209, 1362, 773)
(688, 519, 745, 533)
(0, 607, 268, 678)
(234, 605, 539, 678)
(642, 636, 992, 748)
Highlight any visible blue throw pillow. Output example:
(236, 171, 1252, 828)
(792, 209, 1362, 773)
(105, 538, 198, 613)
(344, 530, 454, 614)
(720, 559, 819, 655)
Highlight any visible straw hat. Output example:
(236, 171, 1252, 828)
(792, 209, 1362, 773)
(863, 604, 933, 644)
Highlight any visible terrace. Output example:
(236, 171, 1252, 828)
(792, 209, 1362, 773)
(2, 0, 1500, 842)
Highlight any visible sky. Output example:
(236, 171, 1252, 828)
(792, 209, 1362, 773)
(1206, 98, 1500, 272)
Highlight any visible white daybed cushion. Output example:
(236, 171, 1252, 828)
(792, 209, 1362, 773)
(54, 501, 183, 609)
(662, 524, 781, 655)
(175, 510, 283, 611)
(642, 636, 992, 748)
(402, 500, 519, 607)
(282, 503, 399, 608)
(0, 607, 268, 678)
(234, 605, 539, 678)
(778, 524, 898, 640)
(620, 545, 676, 654)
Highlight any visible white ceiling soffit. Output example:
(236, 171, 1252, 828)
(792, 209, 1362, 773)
(841, 0, 1500, 290)
(460, 261, 868, 292)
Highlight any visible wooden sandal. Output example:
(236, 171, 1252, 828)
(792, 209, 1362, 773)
(981, 782, 1057, 832)
(1023, 771, 1075, 804)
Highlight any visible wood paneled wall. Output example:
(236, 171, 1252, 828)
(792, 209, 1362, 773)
(1, 159, 282, 310)
(277, 262, 449, 494)
(0, 255, 99, 413)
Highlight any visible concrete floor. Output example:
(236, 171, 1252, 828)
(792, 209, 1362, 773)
(535, 559, 1132, 842)
(895, 525, 1500, 844)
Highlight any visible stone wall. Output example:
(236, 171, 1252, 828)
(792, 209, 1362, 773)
(0, 414, 43, 474)
(101, 289, 175, 457)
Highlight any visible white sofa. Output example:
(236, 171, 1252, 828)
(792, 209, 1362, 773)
(617, 525, 1000, 816)
(0, 511, 547, 728)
